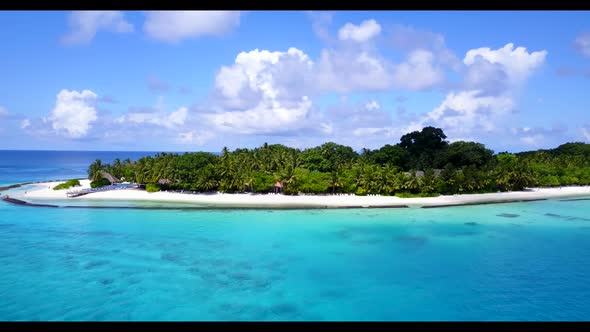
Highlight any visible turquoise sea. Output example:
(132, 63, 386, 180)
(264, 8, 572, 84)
(1, 151, 590, 321)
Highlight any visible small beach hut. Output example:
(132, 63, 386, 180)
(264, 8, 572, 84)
(274, 181, 283, 194)
(99, 170, 119, 184)
(158, 179, 173, 185)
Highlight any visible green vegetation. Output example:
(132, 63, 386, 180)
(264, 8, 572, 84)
(145, 183, 160, 193)
(90, 178, 110, 188)
(86, 126, 590, 196)
(53, 179, 81, 190)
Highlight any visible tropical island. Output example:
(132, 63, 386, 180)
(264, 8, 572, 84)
(9, 126, 590, 208)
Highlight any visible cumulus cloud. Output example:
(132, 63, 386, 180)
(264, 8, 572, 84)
(352, 127, 395, 138)
(49, 89, 98, 138)
(574, 32, 590, 58)
(389, 24, 461, 71)
(201, 38, 546, 147)
(177, 130, 214, 145)
(316, 47, 449, 93)
(391, 49, 445, 91)
(20, 119, 31, 129)
(516, 127, 544, 146)
(214, 47, 314, 109)
(205, 96, 313, 135)
(365, 100, 380, 111)
(143, 11, 240, 43)
(511, 125, 568, 147)
(338, 19, 381, 43)
(583, 126, 590, 141)
(407, 90, 514, 137)
(117, 106, 188, 129)
(385, 43, 548, 143)
(463, 43, 547, 87)
(61, 11, 134, 45)
(206, 48, 321, 135)
(307, 11, 335, 44)
(315, 49, 393, 93)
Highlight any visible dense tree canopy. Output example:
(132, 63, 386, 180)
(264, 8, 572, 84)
(87, 127, 590, 197)
(441, 141, 494, 168)
(399, 126, 449, 169)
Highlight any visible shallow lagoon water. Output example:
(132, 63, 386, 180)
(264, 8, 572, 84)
(1, 198, 590, 321)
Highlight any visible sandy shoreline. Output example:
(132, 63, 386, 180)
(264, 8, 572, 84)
(3, 179, 590, 209)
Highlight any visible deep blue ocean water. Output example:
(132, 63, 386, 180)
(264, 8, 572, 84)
(1, 151, 590, 321)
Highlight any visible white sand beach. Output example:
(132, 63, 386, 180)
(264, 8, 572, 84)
(8, 179, 590, 208)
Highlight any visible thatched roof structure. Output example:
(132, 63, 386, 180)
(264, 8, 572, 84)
(99, 170, 119, 184)
(274, 181, 283, 188)
(403, 170, 443, 178)
(158, 179, 173, 185)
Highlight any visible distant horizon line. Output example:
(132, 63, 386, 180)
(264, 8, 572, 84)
(0, 146, 561, 155)
(0, 140, 585, 155)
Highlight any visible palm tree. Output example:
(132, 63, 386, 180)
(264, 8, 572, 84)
(328, 171, 343, 194)
(88, 159, 104, 181)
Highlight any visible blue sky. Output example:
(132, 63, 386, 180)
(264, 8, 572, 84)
(0, 10, 589, 153)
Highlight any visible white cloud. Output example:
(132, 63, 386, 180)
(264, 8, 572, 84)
(389, 24, 461, 71)
(307, 11, 334, 43)
(574, 32, 590, 58)
(407, 90, 514, 137)
(338, 19, 381, 43)
(117, 106, 188, 129)
(583, 127, 590, 141)
(61, 11, 133, 45)
(365, 100, 380, 111)
(315, 49, 392, 93)
(143, 11, 240, 43)
(49, 89, 98, 138)
(391, 50, 445, 90)
(320, 122, 333, 134)
(200, 38, 547, 148)
(464, 43, 547, 86)
(352, 127, 394, 138)
(521, 134, 544, 146)
(390, 43, 548, 143)
(0, 106, 7, 117)
(316, 47, 447, 93)
(207, 48, 320, 135)
(206, 96, 313, 134)
(20, 119, 31, 129)
(177, 130, 214, 145)
(215, 47, 314, 109)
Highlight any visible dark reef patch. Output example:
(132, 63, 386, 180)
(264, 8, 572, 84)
(545, 213, 590, 222)
(83, 260, 110, 270)
(560, 198, 590, 202)
(99, 278, 114, 285)
(269, 303, 300, 317)
(497, 213, 520, 218)
(545, 213, 563, 218)
(464, 222, 478, 226)
(160, 252, 184, 264)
